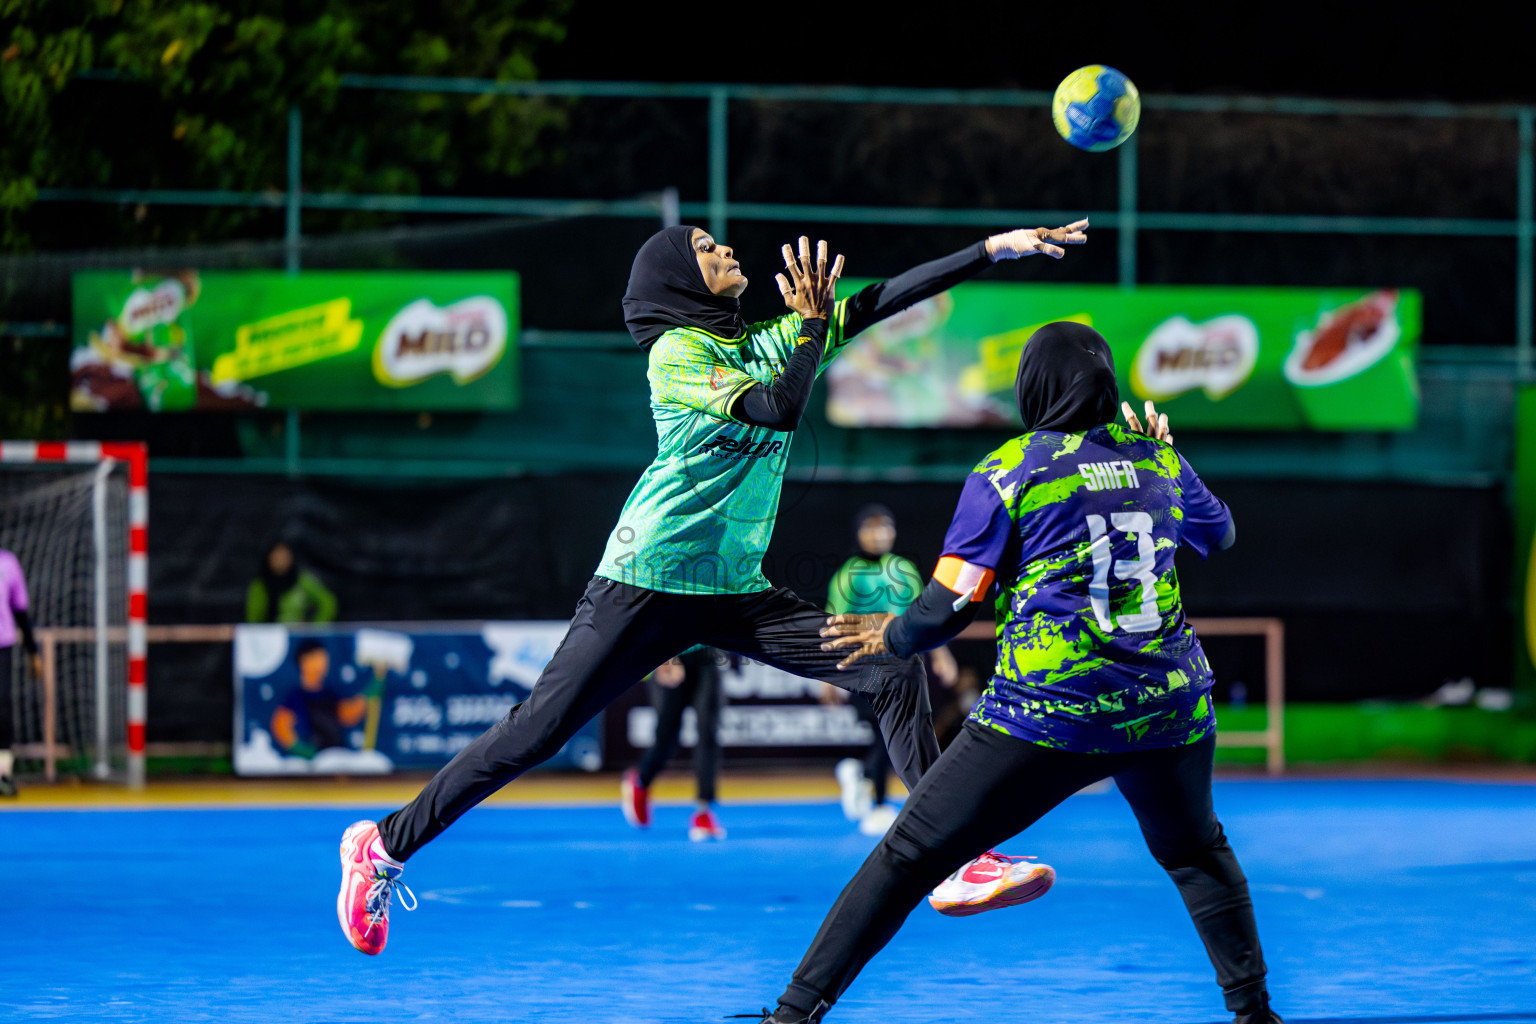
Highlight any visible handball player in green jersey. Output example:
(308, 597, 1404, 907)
(335, 219, 1090, 956)
(751, 324, 1279, 1024)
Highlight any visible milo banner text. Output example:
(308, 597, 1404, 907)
(233, 623, 600, 776)
(825, 283, 1420, 430)
(71, 271, 519, 411)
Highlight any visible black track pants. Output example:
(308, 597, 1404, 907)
(379, 577, 935, 860)
(638, 647, 722, 802)
(0, 646, 13, 750)
(778, 724, 1268, 1018)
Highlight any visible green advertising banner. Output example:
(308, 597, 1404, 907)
(71, 270, 520, 411)
(825, 283, 1420, 430)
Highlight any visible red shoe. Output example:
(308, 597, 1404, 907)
(927, 851, 1055, 917)
(336, 820, 416, 955)
(621, 768, 651, 828)
(688, 806, 726, 842)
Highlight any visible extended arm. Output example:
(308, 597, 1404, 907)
(729, 317, 827, 430)
(841, 221, 1089, 339)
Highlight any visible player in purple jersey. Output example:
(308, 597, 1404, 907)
(751, 322, 1279, 1024)
(0, 548, 42, 797)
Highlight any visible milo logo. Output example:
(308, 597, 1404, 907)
(373, 296, 508, 387)
(119, 279, 189, 339)
(1131, 314, 1258, 402)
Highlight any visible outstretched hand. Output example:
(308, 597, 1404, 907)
(987, 219, 1090, 260)
(819, 612, 896, 671)
(1122, 399, 1174, 445)
(776, 236, 845, 320)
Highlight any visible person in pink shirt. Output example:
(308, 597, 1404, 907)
(0, 548, 42, 797)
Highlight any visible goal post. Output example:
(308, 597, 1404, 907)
(0, 441, 148, 788)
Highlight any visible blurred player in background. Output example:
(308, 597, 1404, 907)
(824, 505, 957, 835)
(622, 646, 727, 841)
(0, 547, 41, 797)
(335, 219, 1090, 956)
(247, 541, 337, 625)
(754, 324, 1279, 1024)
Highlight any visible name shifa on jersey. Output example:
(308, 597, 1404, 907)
(1076, 459, 1140, 491)
(697, 434, 785, 460)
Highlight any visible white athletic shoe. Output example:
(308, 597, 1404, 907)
(857, 803, 899, 836)
(928, 851, 1055, 917)
(835, 758, 870, 821)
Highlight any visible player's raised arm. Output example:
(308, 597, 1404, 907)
(729, 237, 844, 430)
(838, 220, 1089, 341)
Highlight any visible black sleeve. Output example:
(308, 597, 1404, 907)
(729, 316, 827, 431)
(884, 578, 981, 659)
(12, 608, 38, 655)
(842, 241, 993, 339)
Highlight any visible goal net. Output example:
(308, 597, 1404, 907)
(0, 442, 147, 787)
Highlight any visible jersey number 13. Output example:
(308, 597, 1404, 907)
(1085, 513, 1161, 633)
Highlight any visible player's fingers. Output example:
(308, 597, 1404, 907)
(1165, 431, 1175, 445)
(836, 650, 868, 671)
(1121, 400, 1144, 433)
(1040, 243, 1065, 259)
(1144, 399, 1158, 423)
(816, 238, 828, 281)
(1059, 230, 1089, 244)
(798, 236, 813, 279)
(776, 273, 793, 300)
(1157, 412, 1169, 437)
(830, 253, 845, 281)
(820, 635, 862, 652)
(1063, 218, 1090, 232)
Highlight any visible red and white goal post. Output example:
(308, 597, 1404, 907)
(0, 441, 148, 788)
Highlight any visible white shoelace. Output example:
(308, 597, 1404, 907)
(363, 871, 418, 936)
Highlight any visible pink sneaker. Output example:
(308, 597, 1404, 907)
(927, 851, 1055, 917)
(337, 820, 416, 955)
(688, 807, 726, 842)
(621, 768, 652, 828)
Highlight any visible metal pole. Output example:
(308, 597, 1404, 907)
(708, 88, 728, 241)
(286, 106, 302, 275)
(1518, 109, 1533, 377)
(660, 186, 681, 228)
(1118, 133, 1138, 289)
(285, 407, 301, 478)
(91, 459, 113, 779)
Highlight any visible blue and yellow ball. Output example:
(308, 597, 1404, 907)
(1052, 65, 1140, 152)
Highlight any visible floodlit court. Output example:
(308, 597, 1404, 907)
(5, 776, 1535, 1023)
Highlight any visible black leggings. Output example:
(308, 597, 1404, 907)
(778, 723, 1268, 1018)
(0, 646, 13, 750)
(380, 577, 935, 860)
(638, 647, 722, 802)
(849, 695, 892, 806)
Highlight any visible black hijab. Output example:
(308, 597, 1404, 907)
(621, 224, 746, 349)
(1014, 321, 1120, 432)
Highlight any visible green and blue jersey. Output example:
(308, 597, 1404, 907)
(597, 304, 850, 595)
(943, 423, 1232, 753)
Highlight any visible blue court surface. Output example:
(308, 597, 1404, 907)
(4, 780, 1535, 1023)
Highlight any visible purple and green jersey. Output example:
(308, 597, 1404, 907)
(942, 423, 1232, 753)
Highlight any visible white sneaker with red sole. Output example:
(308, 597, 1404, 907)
(337, 820, 416, 955)
(621, 768, 652, 828)
(688, 807, 727, 841)
(928, 851, 1055, 917)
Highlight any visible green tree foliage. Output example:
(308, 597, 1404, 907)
(0, 0, 572, 250)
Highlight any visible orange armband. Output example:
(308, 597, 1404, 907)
(933, 556, 994, 603)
